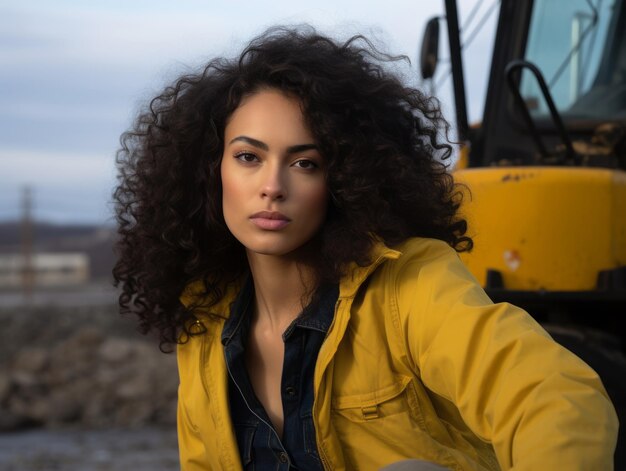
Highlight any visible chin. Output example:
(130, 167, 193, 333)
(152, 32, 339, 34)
(231, 225, 324, 260)
(245, 243, 303, 258)
(240, 234, 318, 259)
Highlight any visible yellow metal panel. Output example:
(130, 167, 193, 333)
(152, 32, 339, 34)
(613, 171, 626, 265)
(455, 167, 626, 291)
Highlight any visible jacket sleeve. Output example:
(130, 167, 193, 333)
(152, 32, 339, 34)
(396, 240, 618, 470)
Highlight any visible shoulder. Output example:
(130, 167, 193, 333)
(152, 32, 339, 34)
(391, 237, 459, 268)
(380, 237, 468, 280)
(384, 237, 488, 302)
(179, 277, 243, 316)
(176, 278, 241, 375)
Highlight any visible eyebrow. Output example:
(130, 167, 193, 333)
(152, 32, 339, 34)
(229, 136, 318, 154)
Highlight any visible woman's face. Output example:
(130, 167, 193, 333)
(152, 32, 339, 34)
(221, 88, 328, 258)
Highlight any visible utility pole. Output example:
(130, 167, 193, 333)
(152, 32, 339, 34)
(21, 185, 34, 301)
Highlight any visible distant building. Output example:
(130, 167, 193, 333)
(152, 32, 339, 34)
(0, 253, 89, 288)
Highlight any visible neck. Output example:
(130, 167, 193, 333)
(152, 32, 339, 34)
(246, 251, 318, 334)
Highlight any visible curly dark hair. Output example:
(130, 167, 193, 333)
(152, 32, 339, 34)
(113, 25, 472, 348)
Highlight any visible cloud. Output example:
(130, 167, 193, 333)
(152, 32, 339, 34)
(0, 3, 237, 70)
(0, 102, 126, 122)
(0, 148, 115, 187)
(0, 148, 116, 223)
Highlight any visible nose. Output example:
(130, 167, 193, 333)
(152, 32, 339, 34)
(260, 164, 286, 201)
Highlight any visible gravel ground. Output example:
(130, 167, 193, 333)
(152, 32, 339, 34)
(0, 294, 180, 471)
(0, 426, 179, 471)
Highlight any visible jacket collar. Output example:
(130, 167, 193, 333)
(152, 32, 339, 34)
(339, 241, 401, 299)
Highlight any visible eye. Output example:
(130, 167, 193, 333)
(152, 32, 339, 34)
(234, 151, 259, 163)
(292, 159, 319, 170)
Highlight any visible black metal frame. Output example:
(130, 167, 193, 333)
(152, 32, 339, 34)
(444, 0, 469, 142)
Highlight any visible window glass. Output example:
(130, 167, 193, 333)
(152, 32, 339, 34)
(521, 0, 620, 119)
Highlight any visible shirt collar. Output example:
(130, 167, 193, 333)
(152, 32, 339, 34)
(221, 276, 338, 345)
(283, 283, 338, 338)
(221, 274, 254, 346)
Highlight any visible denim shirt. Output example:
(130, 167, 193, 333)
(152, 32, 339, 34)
(222, 276, 338, 470)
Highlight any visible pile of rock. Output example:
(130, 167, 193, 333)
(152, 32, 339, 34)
(0, 326, 178, 431)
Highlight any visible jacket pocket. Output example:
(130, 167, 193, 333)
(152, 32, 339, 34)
(331, 375, 419, 423)
(328, 376, 456, 470)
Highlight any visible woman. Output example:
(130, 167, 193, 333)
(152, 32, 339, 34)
(113, 26, 618, 470)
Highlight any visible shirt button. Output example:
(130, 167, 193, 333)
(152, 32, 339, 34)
(285, 386, 296, 396)
(278, 452, 288, 463)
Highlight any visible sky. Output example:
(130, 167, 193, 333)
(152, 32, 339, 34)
(0, 0, 499, 225)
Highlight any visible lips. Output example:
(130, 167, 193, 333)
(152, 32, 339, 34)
(249, 211, 291, 230)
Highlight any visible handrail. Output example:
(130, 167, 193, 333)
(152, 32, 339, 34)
(505, 59, 577, 162)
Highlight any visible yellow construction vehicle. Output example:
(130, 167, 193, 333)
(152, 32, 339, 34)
(421, 0, 626, 466)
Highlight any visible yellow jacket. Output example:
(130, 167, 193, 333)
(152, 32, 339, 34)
(177, 238, 618, 470)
